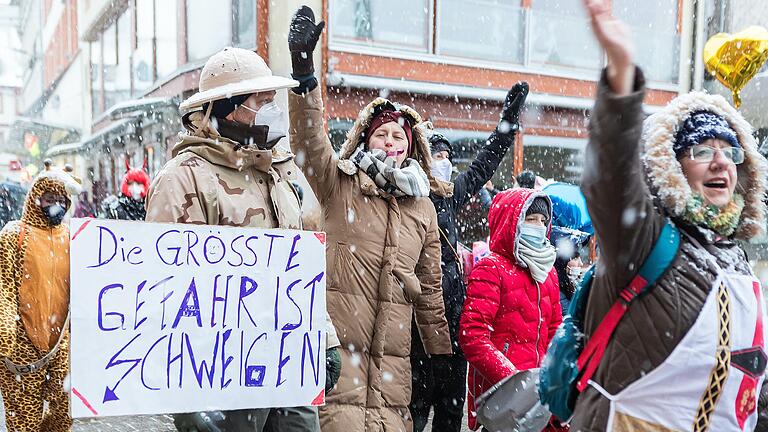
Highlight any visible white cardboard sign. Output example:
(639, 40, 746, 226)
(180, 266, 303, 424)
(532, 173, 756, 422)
(69, 218, 327, 418)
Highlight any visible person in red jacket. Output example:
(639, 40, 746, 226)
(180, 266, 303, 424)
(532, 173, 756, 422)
(459, 188, 563, 431)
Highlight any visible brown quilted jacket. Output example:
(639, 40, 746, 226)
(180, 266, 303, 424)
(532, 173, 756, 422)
(288, 87, 451, 432)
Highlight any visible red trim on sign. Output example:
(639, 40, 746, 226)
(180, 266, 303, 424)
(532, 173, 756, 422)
(71, 218, 93, 241)
(72, 387, 99, 416)
(311, 389, 325, 406)
(314, 232, 326, 245)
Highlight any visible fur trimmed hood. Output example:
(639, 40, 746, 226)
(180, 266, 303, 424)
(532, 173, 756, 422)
(337, 97, 433, 179)
(642, 91, 768, 240)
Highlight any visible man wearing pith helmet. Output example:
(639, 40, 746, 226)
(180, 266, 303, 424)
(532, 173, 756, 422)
(146, 47, 340, 431)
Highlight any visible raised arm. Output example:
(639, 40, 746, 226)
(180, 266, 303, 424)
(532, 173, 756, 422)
(451, 83, 529, 209)
(580, 0, 661, 290)
(287, 6, 340, 204)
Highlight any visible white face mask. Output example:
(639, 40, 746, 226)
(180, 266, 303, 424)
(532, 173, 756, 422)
(431, 158, 453, 182)
(519, 223, 548, 246)
(128, 183, 145, 200)
(242, 101, 287, 143)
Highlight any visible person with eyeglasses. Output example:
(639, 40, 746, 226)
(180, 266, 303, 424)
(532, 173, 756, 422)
(564, 0, 768, 430)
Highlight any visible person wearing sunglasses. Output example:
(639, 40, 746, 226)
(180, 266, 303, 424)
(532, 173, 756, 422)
(564, 1, 768, 430)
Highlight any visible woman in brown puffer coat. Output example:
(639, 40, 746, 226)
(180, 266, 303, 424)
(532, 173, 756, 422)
(286, 6, 452, 431)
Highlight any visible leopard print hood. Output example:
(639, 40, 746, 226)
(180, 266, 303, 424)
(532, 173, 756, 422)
(22, 170, 82, 229)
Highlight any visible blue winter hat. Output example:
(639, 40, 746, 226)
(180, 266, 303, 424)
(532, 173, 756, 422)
(673, 110, 740, 157)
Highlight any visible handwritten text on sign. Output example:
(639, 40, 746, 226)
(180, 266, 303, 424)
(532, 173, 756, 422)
(69, 219, 327, 418)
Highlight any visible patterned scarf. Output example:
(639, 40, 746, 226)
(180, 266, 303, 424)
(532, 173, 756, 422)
(682, 193, 744, 237)
(351, 149, 430, 198)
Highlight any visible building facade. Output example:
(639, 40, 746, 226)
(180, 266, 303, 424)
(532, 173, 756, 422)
(9, 0, 694, 240)
(9, 0, 81, 180)
(324, 0, 690, 184)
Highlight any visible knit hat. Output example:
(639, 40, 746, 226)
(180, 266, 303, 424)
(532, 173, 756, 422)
(429, 133, 452, 159)
(673, 110, 740, 157)
(517, 171, 536, 189)
(364, 110, 413, 153)
(526, 196, 550, 222)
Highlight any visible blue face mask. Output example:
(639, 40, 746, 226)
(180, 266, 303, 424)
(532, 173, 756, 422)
(519, 223, 547, 246)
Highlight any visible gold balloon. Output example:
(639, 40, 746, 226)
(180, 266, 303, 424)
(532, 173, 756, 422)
(704, 26, 768, 108)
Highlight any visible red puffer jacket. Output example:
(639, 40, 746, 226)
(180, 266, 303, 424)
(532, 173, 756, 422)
(459, 188, 563, 430)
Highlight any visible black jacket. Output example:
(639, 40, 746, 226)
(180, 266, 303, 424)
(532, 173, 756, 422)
(100, 194, 146, 221)
(414, 129, 514, 355)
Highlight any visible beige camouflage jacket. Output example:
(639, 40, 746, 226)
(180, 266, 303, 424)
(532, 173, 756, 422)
(146, 113, 339, 348)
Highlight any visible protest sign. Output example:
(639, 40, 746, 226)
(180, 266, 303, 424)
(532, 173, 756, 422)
(69, 218, 327, 418)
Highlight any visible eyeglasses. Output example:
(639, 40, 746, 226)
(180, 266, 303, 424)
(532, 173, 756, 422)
(686, 144, 745, 165)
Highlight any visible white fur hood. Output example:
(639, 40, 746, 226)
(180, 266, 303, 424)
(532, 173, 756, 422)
(641, 91, 768, 240)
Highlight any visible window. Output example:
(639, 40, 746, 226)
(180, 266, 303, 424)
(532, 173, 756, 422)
(328, 0, 681, 83)
(522, 135, 586, 185)
(90, 37, 103, 115)
(437, 0, 524, 63)
(330, 0, 430, 52)
(133, 0, 155, 95)
(234, 0, 256, 48)
(94, 11, 132, 113)
(101, 20, 117, 109)
(187, 0, 233, 61)
(529, 0, 602, 71)
(613, 0, 680, 83)
(132, 0, 178, 92)
(114, 12, 132, 104)
(155, 0, 178, 78)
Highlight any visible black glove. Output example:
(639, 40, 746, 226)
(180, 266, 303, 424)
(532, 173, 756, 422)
(325, 347, 342, 394)
(498, 81, 529, 134)
(289, 5, 325, 78)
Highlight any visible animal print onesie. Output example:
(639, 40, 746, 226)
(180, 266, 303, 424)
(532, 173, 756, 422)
(0, 171, 78, 431)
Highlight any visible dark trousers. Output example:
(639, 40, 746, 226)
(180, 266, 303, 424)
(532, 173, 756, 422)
(410, 353, 467, 432)
(174, 406, 319, 431)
